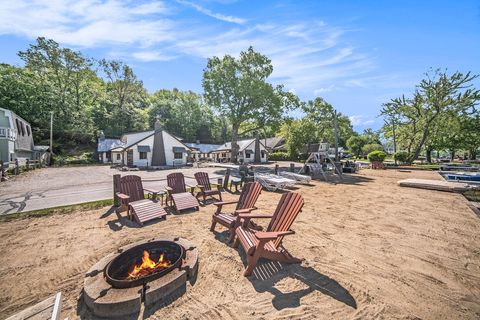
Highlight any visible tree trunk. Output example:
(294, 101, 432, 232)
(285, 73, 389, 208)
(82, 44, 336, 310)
(450, 149, 455, 161)
(231, 124, 240, 163)
(426, 147, 432, 164)
(469, 148, 477, 160)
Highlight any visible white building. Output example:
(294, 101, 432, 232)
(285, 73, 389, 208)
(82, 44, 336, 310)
(211, 138, 268, 163)
(184, 143, 221, 161)
(0, 107, 47, 165)
(97, 119, 190, 167)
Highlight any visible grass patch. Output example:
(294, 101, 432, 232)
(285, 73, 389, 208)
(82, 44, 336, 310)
(0, 199, 113, 223)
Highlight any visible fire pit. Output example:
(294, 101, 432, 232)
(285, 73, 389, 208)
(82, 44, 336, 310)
(83, 237, 198, 318)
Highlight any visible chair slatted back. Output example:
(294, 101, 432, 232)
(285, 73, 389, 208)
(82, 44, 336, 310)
(267, 192, 304, 248)
(194, 172, 212, 191)
(236, 181, 262, 211)
(120, 175, 145, 202)
(167, 172, 187, 194)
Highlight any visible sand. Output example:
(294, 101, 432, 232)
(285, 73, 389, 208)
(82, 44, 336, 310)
(0, 169, 479, 319)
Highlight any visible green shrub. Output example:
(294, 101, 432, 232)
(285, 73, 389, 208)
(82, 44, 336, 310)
(394, 151, 409, 164)
(368, 150, 387, 163)
(362, 143, 384, 155)
(269, 152, 290, 161)
(53, 152, 96, 166)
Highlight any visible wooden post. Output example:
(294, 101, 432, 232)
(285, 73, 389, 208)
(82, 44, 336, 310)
(0, 162, 5, 182)
(14, 159, 19, 175)
(274, 164, 279, 175)
(223, 168, 230, 190)
(113, 174, 121, 206)
(26, 159, 30, 170)
(290, 163, 295, 172)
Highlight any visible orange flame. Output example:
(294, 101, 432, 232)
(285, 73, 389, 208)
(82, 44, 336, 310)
(127, 250, 173, 279)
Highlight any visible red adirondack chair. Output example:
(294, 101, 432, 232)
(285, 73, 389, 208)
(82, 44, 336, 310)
(194, 172, 222, 203)
(210, 181, 262, 242)
(233, 192, 304, 276)
(116, 175, 167, 225)
(166, 172, 199, 213)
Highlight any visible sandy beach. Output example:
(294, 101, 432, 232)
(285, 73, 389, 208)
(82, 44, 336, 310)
(0, 169, 479, 319)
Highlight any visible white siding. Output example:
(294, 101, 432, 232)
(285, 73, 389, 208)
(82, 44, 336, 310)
(128, 135, 154, 167)
(163, 131, 188, 166)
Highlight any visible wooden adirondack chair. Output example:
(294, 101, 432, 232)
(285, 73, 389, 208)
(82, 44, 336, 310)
(194, 172, 222, 203)
(232, 192, 304, 276)
(116, 175, 167, 225)
(210, 181, 262, 242)
(166, 172, 199, 213)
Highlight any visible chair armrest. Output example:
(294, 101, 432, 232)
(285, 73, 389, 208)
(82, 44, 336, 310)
(213, 201, 238, 207)
(234, 208, 256, 214)
(143, 188, 160, 194)
(255, 230, 295, 240)
(197, 185, 206, 190)
(116, 192, 130, 200)
(238, 213, 273, 219)
(186, 184, 195, 189)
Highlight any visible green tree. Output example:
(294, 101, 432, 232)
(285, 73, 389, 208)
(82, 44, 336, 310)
(279, 118, 317, 160)
(346, 135, 367, 158)
(381, 70, 480, 163)
(303, 97, 355, 148)
(98, 59, 148, 135)
(203, 46, 292, 162)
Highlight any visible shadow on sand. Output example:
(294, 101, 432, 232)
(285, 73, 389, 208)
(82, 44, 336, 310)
(247, 260, 357, 310)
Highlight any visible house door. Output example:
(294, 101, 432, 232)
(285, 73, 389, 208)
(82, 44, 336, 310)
(127, 150, 133, 166)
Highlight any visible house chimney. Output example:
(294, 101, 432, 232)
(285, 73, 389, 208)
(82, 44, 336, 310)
(99, 131, 105, 141)
(154, 115, 162, 131)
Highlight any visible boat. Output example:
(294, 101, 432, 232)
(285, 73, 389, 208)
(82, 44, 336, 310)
(441, 171, 480, 182)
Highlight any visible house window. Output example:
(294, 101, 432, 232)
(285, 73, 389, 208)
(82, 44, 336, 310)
(261, 150, 265, 158)
(245, 152, 251, 158)
(174, 152, 183, 159)
(116, 154, 121, 160)
(139, 152, 147, 160)
(26, 125, 31, 136)
(20, 122, 25, 136)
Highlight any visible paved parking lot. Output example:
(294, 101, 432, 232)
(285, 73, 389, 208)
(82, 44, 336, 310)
(0, 165, 228, 214)
(0, 162, 284, 214)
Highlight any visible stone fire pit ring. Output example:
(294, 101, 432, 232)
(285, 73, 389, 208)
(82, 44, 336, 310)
(83, 237, 198, 318)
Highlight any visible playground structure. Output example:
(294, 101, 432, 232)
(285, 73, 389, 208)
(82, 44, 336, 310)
(299, 143, 343, 181)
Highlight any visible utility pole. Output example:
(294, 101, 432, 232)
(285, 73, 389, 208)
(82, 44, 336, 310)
(333, 110, 339, 162)
(49, 111, 53, 165)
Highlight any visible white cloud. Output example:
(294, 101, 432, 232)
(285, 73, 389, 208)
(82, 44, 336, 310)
(0, 0, 379, 97)
(0, 0, 174, 47)
(175, 0, 246, 24)
(349, 115, 375, 126)
(131, 50, 176, 61)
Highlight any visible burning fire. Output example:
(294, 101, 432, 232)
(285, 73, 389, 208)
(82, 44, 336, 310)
(127, 250, 172, 279)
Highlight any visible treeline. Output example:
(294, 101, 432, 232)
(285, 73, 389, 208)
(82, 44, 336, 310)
(1, 37, 478, 163)
(0, 38, 231, 153)
(381, 70, 480, 162)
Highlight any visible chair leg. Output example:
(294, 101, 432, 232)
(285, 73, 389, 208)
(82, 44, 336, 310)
(210, 219, 217, 232)
(244, 248, 262, 276)
(218, 192, 223, 201)
(228, 227, 236, 243)
(232, 236, 240, 248)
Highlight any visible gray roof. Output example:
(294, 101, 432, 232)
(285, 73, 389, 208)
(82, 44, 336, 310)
(9, 110, 34, 152)
(263, 137, 285, 149)
(184, 143, 222, 153)
(97, 138, 123, 152)
(213, 139, 267, 153)
(123, 131, 155, 149)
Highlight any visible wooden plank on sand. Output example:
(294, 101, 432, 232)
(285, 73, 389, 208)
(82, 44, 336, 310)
(398, 178, 476, 193)
(6, 292, 62, 320)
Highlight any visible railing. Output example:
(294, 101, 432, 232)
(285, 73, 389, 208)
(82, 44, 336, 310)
(0, 127, 16, 140)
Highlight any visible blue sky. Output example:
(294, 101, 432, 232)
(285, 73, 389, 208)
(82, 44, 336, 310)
(0, 0, 479, 131)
